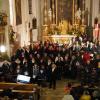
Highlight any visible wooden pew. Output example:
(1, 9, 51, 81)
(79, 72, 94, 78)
(0, 82, 40, 99)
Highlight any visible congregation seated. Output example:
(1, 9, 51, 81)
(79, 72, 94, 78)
(62, 82, 100, 100)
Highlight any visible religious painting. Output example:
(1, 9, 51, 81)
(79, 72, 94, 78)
(57, 0, 83, 25)
(28, 0, 32, 14)
(15, 0, 22, 25)
(57, 0, 73, 24)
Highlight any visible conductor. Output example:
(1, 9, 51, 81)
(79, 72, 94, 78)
(49, 63, 57, 89)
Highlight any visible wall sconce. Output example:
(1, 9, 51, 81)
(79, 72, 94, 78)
(0, 45, 6, 53)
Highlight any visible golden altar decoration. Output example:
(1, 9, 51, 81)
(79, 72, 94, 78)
(42, 18, 86, 43)
(58, 20, 69, 35)
(43, 35, 76, 44)
(42, 0, 87, 43)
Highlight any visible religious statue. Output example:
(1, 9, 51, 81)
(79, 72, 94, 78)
(75, 8, 81, 24)
(9, 25, 16, 44)
(58, 20, 69, 35)
(48, 8, 52, 22)
(43, 25, 49, 35)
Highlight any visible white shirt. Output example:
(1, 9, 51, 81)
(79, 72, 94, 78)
(52, 67, 55, 72)
(24, 71, 28, 75)
(0, 62, 3, 67)
(62, 94, 74, 100)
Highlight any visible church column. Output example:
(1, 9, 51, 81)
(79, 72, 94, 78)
(82, 0, 85, 24)
(43, 0, 48, 25)
(89, 0, 93, 26)
(72, 0, 75, 25)
(86, 0, 93, 41)
(42, 0, 48, 40)
(37, 0, 42, 41)
(56, 0, 58, 25)
(83, 0, 85, 11)
(52, 0, 55, 24)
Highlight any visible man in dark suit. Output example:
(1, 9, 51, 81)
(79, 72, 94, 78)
(2, 60, 11, 82)
(49, 63, 57, 89)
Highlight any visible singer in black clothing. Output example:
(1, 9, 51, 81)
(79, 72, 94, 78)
(49, 63, 57, 89)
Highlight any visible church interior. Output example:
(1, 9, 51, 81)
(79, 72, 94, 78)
(0, 0, 100, 100)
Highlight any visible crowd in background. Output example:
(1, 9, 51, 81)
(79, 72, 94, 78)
(0, 36, 100, 87)
(0, 35, 100, 99)
(62, 82, 100, 100)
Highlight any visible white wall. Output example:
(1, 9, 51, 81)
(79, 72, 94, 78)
(9, 0, 42, 47)
(9, 0, 30, 47)
(0, 0, 42, 56)
(92, 0, 99, 25)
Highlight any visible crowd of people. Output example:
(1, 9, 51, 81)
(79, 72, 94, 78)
(0, 36, 100, 90)
(62, 82, 100, 100)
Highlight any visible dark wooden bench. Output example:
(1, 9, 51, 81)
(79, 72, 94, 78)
(0, 82, 40, 99)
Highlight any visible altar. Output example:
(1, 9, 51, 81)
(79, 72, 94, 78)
(43, 35, 76, 44)
(42, 0, 87, 44)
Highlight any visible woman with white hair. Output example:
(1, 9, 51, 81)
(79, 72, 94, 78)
(62, 87, 74, 100)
